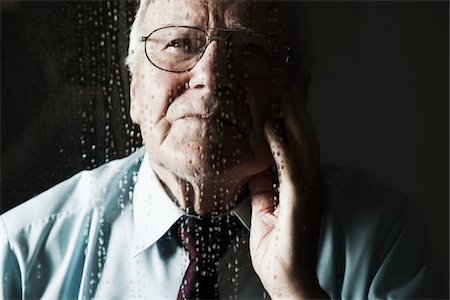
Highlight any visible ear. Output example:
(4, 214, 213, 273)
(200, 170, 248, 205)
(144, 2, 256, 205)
(129, 76, 140, 124)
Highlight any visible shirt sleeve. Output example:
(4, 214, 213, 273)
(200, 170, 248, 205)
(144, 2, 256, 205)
(318, 167, 443, 299)
(367, 201, 439, 299)
(0, 217, 22, 300)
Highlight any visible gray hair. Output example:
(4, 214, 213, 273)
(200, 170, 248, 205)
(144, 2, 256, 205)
(125, 0, 151, 77)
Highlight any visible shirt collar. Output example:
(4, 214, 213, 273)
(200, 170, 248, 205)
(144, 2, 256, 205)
(132, 149, 252, 257)
(231, 194, 252, 231)
(132, 152, 184, 257)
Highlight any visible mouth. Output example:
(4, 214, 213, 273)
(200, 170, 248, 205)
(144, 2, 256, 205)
(175, 113, 214, 120)
(172, 114, 240, 129)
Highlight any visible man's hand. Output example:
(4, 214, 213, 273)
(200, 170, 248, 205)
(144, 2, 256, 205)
(248, 85, 329, 299)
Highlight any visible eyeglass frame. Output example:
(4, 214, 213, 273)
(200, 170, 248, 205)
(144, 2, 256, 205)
(139, 25, 292, 75)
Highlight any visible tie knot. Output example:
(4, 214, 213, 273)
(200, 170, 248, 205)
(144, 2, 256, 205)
(175, 215, 240, 261)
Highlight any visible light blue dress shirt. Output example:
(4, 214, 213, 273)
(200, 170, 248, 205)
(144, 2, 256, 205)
(1, 147, 436, 299)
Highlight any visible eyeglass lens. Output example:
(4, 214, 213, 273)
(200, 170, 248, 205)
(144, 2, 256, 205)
(144, 27, 288, 78)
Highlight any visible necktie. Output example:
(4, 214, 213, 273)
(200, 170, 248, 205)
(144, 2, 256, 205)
(175, 214, 240, 300)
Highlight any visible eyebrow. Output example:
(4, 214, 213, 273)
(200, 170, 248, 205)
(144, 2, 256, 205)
(152, 22, 257, 33)
(227, 22, 256, 32)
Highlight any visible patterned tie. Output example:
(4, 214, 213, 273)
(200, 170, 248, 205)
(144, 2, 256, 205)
(175, 214, 240, 300)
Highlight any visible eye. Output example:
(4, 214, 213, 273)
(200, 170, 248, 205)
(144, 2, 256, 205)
(166, 39, 196, 53)
(242, 43, 271, 61)
(243, 43, 263, 54)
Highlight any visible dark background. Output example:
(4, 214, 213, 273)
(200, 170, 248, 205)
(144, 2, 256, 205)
(1, 1, 448, 297)
(1, 0, 142, 211)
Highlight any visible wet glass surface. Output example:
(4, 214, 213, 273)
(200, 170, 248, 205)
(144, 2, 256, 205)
(1, 1, 142, 212)
(1, 1, 448, 298)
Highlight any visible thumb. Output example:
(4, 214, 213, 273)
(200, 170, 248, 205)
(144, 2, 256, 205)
(249, 167, 278, 248)
(248, 166, 277, 225)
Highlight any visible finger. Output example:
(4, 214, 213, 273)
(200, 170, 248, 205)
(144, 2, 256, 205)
(261, 121, 306, 254)
(250, 192, 277, 227)
(279, 85, 321, 184)
(249, 175, 277, 255)
(281, 85, 313, 149)
(265, 91, 323, 230)
(265, 118, 323, 256)
(263, 120, 297, 205)
(249, 167, 277, 225)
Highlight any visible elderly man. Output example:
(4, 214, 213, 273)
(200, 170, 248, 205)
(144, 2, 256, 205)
(1, 1, 434, 299)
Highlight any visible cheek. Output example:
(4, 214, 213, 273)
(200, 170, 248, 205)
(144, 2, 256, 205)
(134, 70, 185, 129)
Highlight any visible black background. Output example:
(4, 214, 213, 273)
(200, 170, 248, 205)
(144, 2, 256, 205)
(2, 1, 141, 212)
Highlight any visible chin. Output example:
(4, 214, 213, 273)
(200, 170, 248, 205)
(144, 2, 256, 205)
(189, 202, 218, 217)
(169, 144, 231, 180)
(166, 144, 269, 186)
(155, 125, 272, 181)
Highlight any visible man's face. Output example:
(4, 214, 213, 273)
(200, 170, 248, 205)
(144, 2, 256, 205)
(131, 0, 290, 188)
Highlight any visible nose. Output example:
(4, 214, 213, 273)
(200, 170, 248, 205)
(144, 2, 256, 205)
(187, 40, 231, 91)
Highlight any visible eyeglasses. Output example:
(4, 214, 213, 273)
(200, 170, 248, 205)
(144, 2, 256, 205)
(139, 25, 291, 78)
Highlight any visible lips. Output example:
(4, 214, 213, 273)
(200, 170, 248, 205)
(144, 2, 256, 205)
(171, 113, 214, 121)
(171, 114, 240, 130)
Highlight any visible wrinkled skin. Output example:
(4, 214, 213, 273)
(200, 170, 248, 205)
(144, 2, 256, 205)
(130, 0, 329, 298)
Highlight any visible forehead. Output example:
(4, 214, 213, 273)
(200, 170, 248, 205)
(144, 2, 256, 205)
(144, 0, 289, 35)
